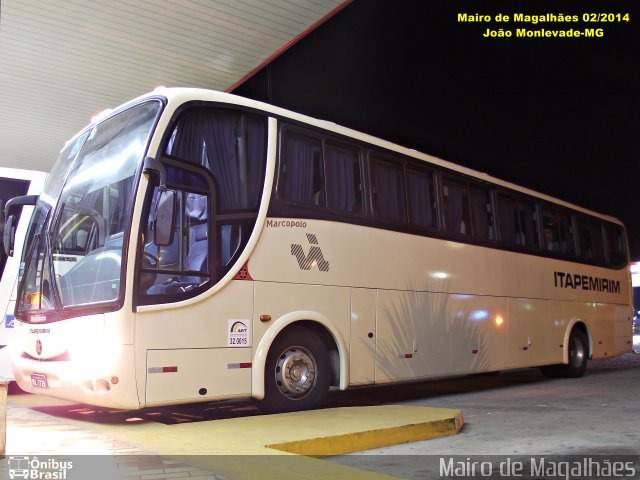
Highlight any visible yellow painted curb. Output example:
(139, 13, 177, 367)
(268, 406, 464, 456)
(8, 395, 464, 479)
(269, 416, 463, 457)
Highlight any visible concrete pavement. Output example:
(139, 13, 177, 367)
(329, 352, 640, 478)
(1, 389, 462, 479)
(2, 351, 639, 479)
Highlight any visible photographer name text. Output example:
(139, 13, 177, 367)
(441, 457, 636, 479)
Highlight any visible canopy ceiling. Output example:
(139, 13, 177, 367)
(0, 0, 347, 171)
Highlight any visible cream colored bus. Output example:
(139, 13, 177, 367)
(6, 88, 633, 412)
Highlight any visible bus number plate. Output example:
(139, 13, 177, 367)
(31, 373, 48, 389)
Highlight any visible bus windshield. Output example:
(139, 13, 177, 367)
(17, 101, 161, 319)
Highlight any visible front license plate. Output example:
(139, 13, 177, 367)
(31, 373, 48, 389)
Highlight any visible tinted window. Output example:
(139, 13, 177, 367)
(577, 217, 605, 263)
(604, 223, 627, 267)
(278, 130, 363, 214)
(558, 210, 577, 257)
(498, 194, 539, 248)
(279, 131, 323, 207)
(442, 178, 470, 235)
(497, 194, 519, 245)
(371, 158, 407, 223)
(406, 168, 437, 229)
(166, 108, 266, 211)
(469, 184, 495, 241)
(518, 200, 539, 249)
(141, 170, 211, 298)
(324, 142, 362, 213)
(541, 207, 562, 253)
(541, 207, 576, 256)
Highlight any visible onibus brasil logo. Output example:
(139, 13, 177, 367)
(8, 457, 73, 479)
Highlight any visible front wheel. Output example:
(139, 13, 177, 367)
(540, 328, 589, 378)
(257, 327, 330, 414)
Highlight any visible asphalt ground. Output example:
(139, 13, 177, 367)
(328, 351, 640, 478)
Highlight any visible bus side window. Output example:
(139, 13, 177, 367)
(324, 142, 362, 213)
(604, 223, 627, 268)
(469, 184, 494, 241)
(442, 178, 470, 235)
(542, 208, 561, 252)
(577, 218, 593, 259)
(592, 223, 605, 263)
(406, 168, 437, 229)
(498, 194, 539, 249)
(558, 210, 576, 257)
(370, 157, 407, 224)
(142, 188, 211, 297)
(577, 217, 605, 264)
(518, 200, 539, 249)
(279, 131, 324, 207)
(497, 194, 519, 245)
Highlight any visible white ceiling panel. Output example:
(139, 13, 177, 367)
(0, 0, 347, 171)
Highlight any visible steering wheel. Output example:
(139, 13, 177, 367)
(142, 251, 158, 269)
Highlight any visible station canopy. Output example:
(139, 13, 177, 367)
(0, 0, 348, 171)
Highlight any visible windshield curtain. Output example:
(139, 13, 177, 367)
(17, 100, 161, 317)
(166, 108, 265, 211)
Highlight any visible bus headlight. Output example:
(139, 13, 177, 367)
(67, 331, 121, 377)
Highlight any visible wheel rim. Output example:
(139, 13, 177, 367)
(274, 346, 317, 400)
(570, 335, 585, 367)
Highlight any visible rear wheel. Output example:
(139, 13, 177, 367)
(540, 328, 589, 378)
(257, 327, 330, 414)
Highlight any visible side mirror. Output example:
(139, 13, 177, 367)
(153, 189, 176, 246)
(3, 194, 37, 257)
(3, 215, 16, 257)
(4, 195, 38, 216)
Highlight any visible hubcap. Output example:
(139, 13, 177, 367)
(275, 346, 317, 399)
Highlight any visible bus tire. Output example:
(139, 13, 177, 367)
(257, 326, 330, 414)
(540, 328, 589, 378)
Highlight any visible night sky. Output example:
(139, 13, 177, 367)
(232, 0, 640, 260)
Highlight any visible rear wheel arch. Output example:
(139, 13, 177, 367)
(567, 321, 591, 361)
(541, 321, 590, 378)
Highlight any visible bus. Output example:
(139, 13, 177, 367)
(0, 167, 47, 379)
(5, 88, 633, 412)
